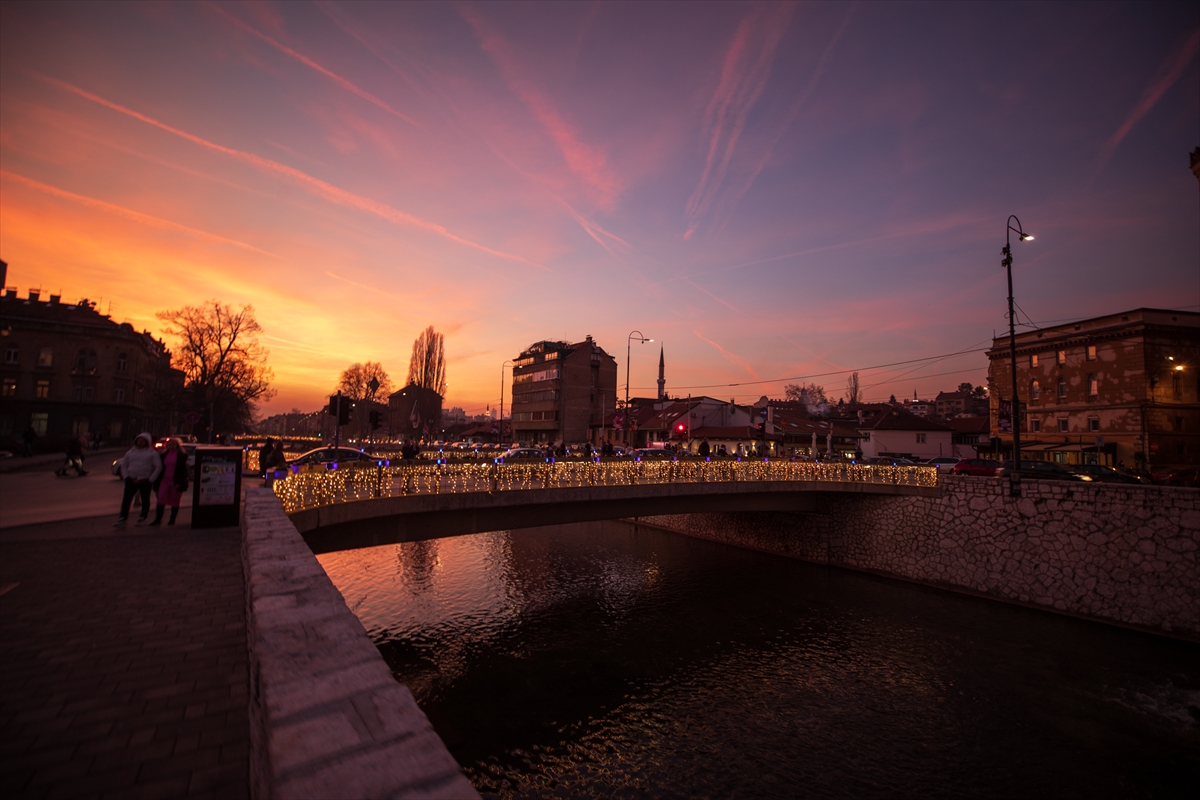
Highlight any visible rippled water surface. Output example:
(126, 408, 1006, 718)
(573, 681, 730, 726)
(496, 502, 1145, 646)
(318, 521, 1200, 799)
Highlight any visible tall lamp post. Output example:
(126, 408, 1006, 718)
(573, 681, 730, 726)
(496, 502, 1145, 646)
(499, 360, 512, 447)
(626, 331, 652, 446)
(1002, 215, 1034, 496)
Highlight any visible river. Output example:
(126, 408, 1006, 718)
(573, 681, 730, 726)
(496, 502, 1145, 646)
(318, 520, 1200, 799)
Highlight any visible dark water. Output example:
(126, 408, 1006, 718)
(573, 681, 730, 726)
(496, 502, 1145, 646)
(318, 521, 1200, 799)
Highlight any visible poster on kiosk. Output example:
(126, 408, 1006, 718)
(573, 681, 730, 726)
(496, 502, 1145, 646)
(192, 446, 242, 528)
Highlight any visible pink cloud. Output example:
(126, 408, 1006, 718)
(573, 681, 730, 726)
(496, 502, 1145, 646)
(206, 3, 420, 127)
(460, 5, 620, 208)
(1096, 27, 1200, 175)
(35, 73, 546, 270)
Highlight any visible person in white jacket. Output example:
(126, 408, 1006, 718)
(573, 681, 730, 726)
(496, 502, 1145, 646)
(114, 432, 163, 527)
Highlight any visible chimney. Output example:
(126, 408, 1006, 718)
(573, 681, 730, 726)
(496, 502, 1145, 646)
(27, 290, 39, 302)
(4, 289, 15, 299)
(49, 294, 61, 305)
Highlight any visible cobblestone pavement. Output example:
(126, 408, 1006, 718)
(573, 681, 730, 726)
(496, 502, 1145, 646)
(0, 516, 249, 799)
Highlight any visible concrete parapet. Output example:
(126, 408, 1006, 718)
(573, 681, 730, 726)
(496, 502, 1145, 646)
(242, 488, 478, 799)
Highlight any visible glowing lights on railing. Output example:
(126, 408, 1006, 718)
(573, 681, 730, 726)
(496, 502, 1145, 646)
(271, 461, 939, 514)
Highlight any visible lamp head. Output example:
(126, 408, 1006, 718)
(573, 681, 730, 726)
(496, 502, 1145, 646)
(1020, 233, 1034, 241)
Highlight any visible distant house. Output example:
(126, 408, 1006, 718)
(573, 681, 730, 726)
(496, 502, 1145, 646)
(857, 406, 953, 460)
(510, 336, 617, 445)
(945, 416, 990, 459)
(388, 384, 442, 441)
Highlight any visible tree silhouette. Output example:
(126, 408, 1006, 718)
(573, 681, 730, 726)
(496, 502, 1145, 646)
(407, 326, 447, 396)
(157, 300, 274, 441)
(338, 362, 393, 401)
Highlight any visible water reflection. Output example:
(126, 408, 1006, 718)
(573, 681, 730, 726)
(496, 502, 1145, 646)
(318, 520, 1200, 799)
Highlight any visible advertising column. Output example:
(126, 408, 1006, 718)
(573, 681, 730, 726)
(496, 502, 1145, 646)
(192, 446, 243, 528)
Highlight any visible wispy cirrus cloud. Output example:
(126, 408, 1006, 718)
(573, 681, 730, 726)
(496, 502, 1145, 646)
(459, 5, 620, 208)
(1, 169, 277, 256)
(693, 329, 760, 380)
(34, 73, 546, 270)
(205, 3, 420, 127)
(684, 3, 795, 240)
(1096, 27, 1199, 175)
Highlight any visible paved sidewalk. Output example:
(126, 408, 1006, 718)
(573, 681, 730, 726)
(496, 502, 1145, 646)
(0, 516, 249, 799)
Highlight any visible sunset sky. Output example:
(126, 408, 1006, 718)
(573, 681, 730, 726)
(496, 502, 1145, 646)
(2, 1, 1197, 417)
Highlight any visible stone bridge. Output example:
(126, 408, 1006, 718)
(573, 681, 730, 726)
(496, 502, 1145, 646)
(271, 460, 939, 554)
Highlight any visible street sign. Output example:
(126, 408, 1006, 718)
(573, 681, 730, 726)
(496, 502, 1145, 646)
(1095, 436, 1105, 447)
(759, 406, 768, 419)
(184, 411, 201, 425)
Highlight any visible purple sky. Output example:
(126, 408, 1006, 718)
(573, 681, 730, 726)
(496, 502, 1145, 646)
(2, 1, 1197, 415)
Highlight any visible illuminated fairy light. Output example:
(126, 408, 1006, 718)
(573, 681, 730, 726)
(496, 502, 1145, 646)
(271, 460, 939, 514)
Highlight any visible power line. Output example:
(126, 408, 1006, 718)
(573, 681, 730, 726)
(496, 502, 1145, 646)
(632, 344, 991, 392)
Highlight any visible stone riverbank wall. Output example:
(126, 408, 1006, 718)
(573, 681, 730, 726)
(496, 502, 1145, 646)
(638, 476, 1200, 638)
(241, 488, 479, 799)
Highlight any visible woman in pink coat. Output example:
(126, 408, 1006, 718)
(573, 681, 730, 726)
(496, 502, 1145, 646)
(151, 438, 190, 526)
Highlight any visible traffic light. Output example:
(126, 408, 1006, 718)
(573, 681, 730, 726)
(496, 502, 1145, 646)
(675, 422, 687, 437)
(369, 410, 382, 430)
(328, 395, 351, 426)
(756, 420, 765, 435)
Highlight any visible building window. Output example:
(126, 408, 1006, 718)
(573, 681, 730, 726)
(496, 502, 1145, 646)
(1174, 374, 1183, 399)
(74, 385, 83, 401)
(1088, 417, 1100, 432)
(1087, 373, 1098, 397)
(83, 386, 94, 401)
(513, 368, 559, 384)
(115, 387, 125, 403)
(74, 349, 98, 373)
(1058, 418, 1069, 433)
(916, 433, 926, 444)
(1, 378, 15, 397)
(35, 380, 50, 399)
(1056, 350, 1066, 365)
(1057, 377, 1067, 399)
(543, 351, 559, 361)
(1030, 419, 1041, 433)
(38, 347, 54, 367)
(1030, 380, 1040, 402)
(1030, 354, 1039, 368)
(1086, 345, 1096, 361)
(31, 412, 49, 436)
(3, 345, 17, 365)
(1175, 417, 1185, 432)
(117, 353, 128, 372)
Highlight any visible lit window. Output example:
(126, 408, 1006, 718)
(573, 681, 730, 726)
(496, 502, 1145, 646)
(1087, 373, 1098, 397)
(31, 412, 48, 436)
(1058, 418, 1069, 433)
(3, 345, 17, 364)
(1, 378, 15, 397)
(1086, 345, 1096, 361)
(38, 347, 53, 367)
(1030, 419, 1041, 433)
(1030, 380, 1040, 402)
(1030, 354, 1039, 368)
(1057, 350, 1066, 365)
(35, 380, 50, 399)
(1088, 418, 1100, 432)
(1057, 377, 1067, 399)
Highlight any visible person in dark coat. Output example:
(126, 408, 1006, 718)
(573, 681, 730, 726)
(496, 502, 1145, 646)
(55, 435, 89, 476)
(698, 439, 711, 459)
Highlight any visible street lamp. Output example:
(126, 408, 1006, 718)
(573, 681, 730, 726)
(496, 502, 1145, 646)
(626, 331, 652, 445)
(499, 360, 512, 448)
(1002, 215, 1034, 496)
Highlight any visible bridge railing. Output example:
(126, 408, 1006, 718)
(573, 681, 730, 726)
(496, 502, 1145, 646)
(271, 460, 938, 514)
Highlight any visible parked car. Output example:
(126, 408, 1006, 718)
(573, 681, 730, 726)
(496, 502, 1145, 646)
(925, 457, 962, 473)
(997, 460, 1092, 481)
(286, 447, 374, 467)
(635, 448, 677, 460)
(952, 459, 1002, 477)
(1159, 468, 1199, 488)
(497, 447, 547, 462)
(1065, 464, 1147, 484)
(865, 456, 919, 466)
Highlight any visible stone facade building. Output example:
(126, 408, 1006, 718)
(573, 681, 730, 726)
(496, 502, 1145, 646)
(387, 384, 443, 441)
(0, 269, 180, 451)
(987, 308, 1200, 469)
(510, 336, 617, 445)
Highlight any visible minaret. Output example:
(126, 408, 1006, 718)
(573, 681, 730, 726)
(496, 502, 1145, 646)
(657, 345, 666, 400)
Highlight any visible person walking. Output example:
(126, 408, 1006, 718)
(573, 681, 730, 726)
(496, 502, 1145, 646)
(259, 439, 275, 478)
(114, 432, 162, 527)
(55, 435, 89, 476)
(150, 438, 189, 526)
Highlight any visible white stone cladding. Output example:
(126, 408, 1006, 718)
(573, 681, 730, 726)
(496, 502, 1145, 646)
(638, 476, 1200, 638)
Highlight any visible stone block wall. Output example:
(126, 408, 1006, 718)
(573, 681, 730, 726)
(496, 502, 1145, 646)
(242, 488, 478, 799)
(639, 476, 1199, 637)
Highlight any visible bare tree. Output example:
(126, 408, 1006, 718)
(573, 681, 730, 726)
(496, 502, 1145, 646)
(846, 372, 860, 405)
(407, 326, 447, 396)
(338, 362, 393, 401)
(157, 300, 274, 441)
(784, 383, 827, 404)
